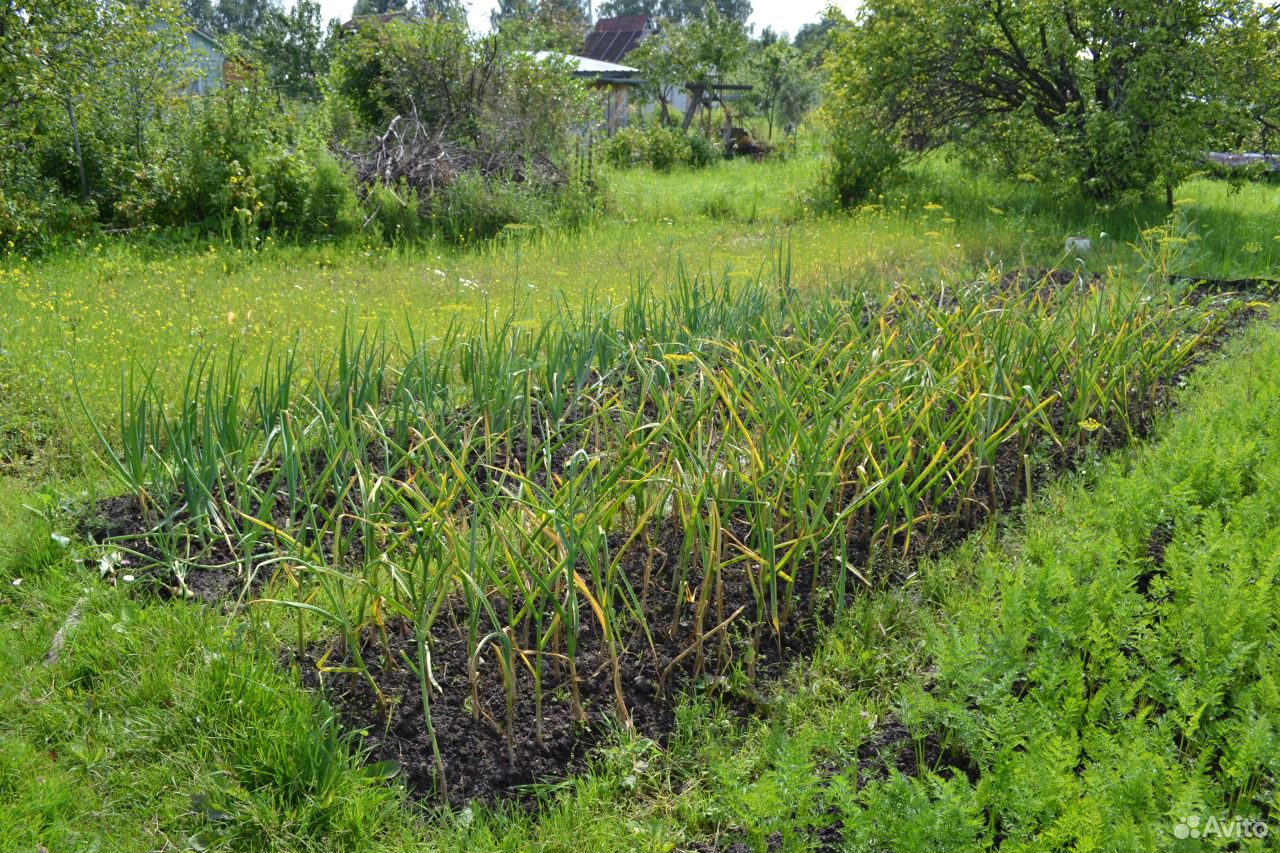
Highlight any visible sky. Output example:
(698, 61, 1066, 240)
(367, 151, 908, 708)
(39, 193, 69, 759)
(314, 0, 857, 41)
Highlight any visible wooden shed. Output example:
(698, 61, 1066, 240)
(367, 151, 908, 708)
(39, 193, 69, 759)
(536, 52, 643, 137)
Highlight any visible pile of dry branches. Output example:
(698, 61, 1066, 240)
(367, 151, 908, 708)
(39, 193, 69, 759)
(342, 101, 567, 208)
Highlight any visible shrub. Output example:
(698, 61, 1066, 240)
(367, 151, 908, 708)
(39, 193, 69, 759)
(822, 124, 901, 208)
(604, 127, 647, 168)
(820, 23, 902, 208)
(605, 127, 718, 172)
(646, 126, 692, 172)
(433, 173, 525, 244)
(686, 131, 719, 169)
(254, 148, 314, 235)
(365, 182, 426, 244)
(306, 152, 360, 238)
(0, 177, 96, 252)
(328, 19, 597, 244)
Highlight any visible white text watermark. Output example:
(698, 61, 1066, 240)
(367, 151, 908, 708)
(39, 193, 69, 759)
(1172, 814, 1269, 840)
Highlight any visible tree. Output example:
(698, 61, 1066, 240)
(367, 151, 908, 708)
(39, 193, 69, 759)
(624, 23, 688, 124)
(1, 0, 187, 197)
(660, 0, 749, 24)
(0, 0, 189, 241)
(181, 0, 218, 31)
(351, 0, 464, 21)
(413, 0, 466, 20)
(819, 11, 901, 206)
(748, 40, 815, 138)
(210, 0, 281, 36)
(1222, 5, 1280, 152)
(830, 0, 1275, 203)
(352, 0, 407, 15)
(597, 0, 750, 24)
(256, 0, 329, 99)
(490, 0, 588, 51)
(792, 13, 838, 66)
(680, 1, 748, 131)
(596, 0, 658, 18)
(627, 5, 748, 129)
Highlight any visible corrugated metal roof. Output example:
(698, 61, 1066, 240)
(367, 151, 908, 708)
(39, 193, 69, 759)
(594, 15, 650, 32)
(534, 51, 640, 79)
(581, 16, 651, 63)
(1206, 152, 1280, 171)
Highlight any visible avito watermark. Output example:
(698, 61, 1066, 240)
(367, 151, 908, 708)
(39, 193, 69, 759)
(1172, 814, 1269, 840)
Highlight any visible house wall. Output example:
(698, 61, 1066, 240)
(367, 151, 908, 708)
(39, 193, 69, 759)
(184, 31, 223, 95)
(590, 82, 634, 137)
(634, 84, 691, 122)
(606, 85, 629, 135)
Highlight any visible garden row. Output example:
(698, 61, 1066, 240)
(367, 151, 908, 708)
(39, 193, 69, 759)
(82, 249, 1258, 801)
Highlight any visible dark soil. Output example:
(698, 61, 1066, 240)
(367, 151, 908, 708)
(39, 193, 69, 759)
(79, 494, 261, 607)
(852, 716, 979, 788)
(1146, 521, 1175, 568)
(297, 516, 827, 804)
(996, 267, 1101, 301)
(76, 272, 1275, 806)
(682, 820, 844, 853)
(1173, 274, 1280, 296)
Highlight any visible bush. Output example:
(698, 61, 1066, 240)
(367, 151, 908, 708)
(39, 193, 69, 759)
(433, 173, 526, 244)
(306, 152, 360, 238)
(365, 182, 426, 244)
(0, 176, 96, 252)
(328, 19, 598, 245)
(820, 23, 902, 208)
(605, 126, 719, 172)
(822, 124, 901, 208)
(604, 127, 647, 168)
(254, 148, 314, 235)
(2, 14, 598, 249)
(686, 132, 719, 168)
(646, 126, 693, 172)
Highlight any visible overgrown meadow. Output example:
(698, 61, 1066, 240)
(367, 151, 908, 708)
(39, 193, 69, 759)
(0, 155, 1278, 851)
(3, 156, 1277, 466)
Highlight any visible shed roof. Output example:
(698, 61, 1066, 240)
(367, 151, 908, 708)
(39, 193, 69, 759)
(533, 51, 642, 86)
(536, 51, 639, 75)
(582, 15, 652, 63)
(188, 28, 222, 49)
(1206, 152, 1280, 171)
(594, 14, 650, 31)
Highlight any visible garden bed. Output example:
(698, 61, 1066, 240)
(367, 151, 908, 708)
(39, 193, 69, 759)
(76, 266, 1270, 804)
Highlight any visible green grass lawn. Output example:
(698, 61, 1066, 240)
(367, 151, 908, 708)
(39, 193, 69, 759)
(0, 155, 1278, 852)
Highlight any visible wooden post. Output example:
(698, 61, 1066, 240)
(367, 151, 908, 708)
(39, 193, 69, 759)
(721, 96, 733, 152)
(681, 85, 702, 131)
(65, 95, 87, 201)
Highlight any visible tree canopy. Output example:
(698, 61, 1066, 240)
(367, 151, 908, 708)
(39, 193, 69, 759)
(181, 0, 280, 36)
(489, 0, 589, 50)
(351, 0, 407, 16)
(826, 0, 1278, 202)
(625, 3, 750, 125)
(596, 0, 752, 25)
